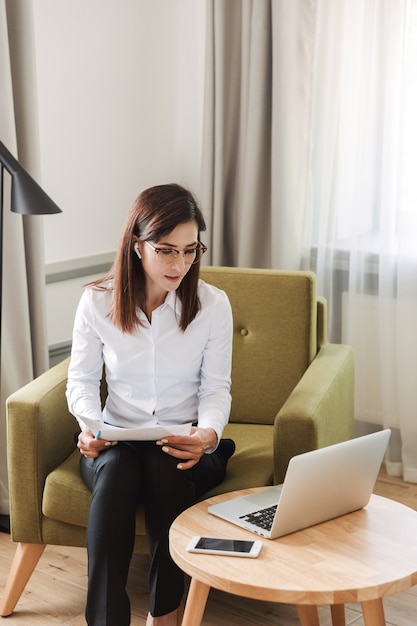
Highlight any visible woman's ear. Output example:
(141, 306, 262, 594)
(134, 242, 142, 259)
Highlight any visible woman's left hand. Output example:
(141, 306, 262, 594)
(156, 427, 217, 470)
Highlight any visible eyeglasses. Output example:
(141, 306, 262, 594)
(145, 240, 207, 265)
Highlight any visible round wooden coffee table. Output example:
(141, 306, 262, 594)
(169, 490, 417, 626)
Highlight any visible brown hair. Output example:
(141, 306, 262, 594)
(88, 184, 206, 333)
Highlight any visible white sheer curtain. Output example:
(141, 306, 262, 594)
(303, 0, 417, 481)
(201, 0, 417, 481)
(0, 0, 50, 514)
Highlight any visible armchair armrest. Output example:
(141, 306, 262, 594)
(6, 357, 74, 543)
(273, 343, 354, 484)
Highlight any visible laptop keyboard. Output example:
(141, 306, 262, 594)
(239, 504, 278, 531)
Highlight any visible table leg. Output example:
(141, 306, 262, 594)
(297, 605, 320, 626)
(181, 578, 210, 626)
(361, 599, 385, 626)
(330, 604, 346, 626)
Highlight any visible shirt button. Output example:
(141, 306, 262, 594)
(240, 328, 249, 336)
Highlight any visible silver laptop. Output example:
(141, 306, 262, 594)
(209, 429, 391, 539)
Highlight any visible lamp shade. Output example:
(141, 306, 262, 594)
(0, 141, 62, 215)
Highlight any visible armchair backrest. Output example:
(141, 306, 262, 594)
(200, 267, 322, 426)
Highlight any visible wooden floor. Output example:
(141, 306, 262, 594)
(0, 466, 416, 625)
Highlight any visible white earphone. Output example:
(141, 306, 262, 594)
(134, 242, 142, 259)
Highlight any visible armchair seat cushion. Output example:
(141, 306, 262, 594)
(43, 451, 90, 528)
(207, 423, 274, 494)
(42, 423, 274, 530)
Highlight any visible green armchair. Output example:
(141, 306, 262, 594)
(0, 267, 354, 616)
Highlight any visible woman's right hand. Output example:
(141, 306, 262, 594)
(77, 428, 117, 458)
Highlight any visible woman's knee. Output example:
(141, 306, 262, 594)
(81, 443, 142, 495)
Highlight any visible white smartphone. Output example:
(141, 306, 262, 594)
(186, 536, 263, 558)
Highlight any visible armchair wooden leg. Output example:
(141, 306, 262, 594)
(0, 542, 46, 616)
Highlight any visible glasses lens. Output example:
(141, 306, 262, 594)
(156, 249, 177, 264)
(156, 247, 206, 264)
(190, 247, 207, 264)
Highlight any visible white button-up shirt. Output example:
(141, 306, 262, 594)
(66, 279, 233, 445)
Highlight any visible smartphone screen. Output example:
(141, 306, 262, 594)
(194, 537, 255, 553)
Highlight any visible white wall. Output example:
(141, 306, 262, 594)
(31, 0, 205, 346)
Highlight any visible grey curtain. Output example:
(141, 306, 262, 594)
(201, 0, 315, 270)
(0, 0, 50, 514)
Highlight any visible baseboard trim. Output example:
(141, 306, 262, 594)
(46, 252, 114, 284)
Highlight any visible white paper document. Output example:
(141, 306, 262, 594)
(81, 416, 191, 441)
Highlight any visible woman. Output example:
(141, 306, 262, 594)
(66, 184, 234, 626)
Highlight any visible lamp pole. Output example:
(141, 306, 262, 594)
(0, 141, 62, 391)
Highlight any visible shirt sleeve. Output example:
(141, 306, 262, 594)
(66, 289, 105, 431)
(197, 289, 233, 451)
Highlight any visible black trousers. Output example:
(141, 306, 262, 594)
(80, 440, 230, 626)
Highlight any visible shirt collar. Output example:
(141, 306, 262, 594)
(164, 290, 182, 318)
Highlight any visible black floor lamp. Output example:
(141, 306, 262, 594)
(0, 141, 62, 385)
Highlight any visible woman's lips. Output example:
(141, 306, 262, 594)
(165, 275, 182, 283)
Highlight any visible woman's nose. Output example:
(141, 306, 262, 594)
(171, 253, 187, 269)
